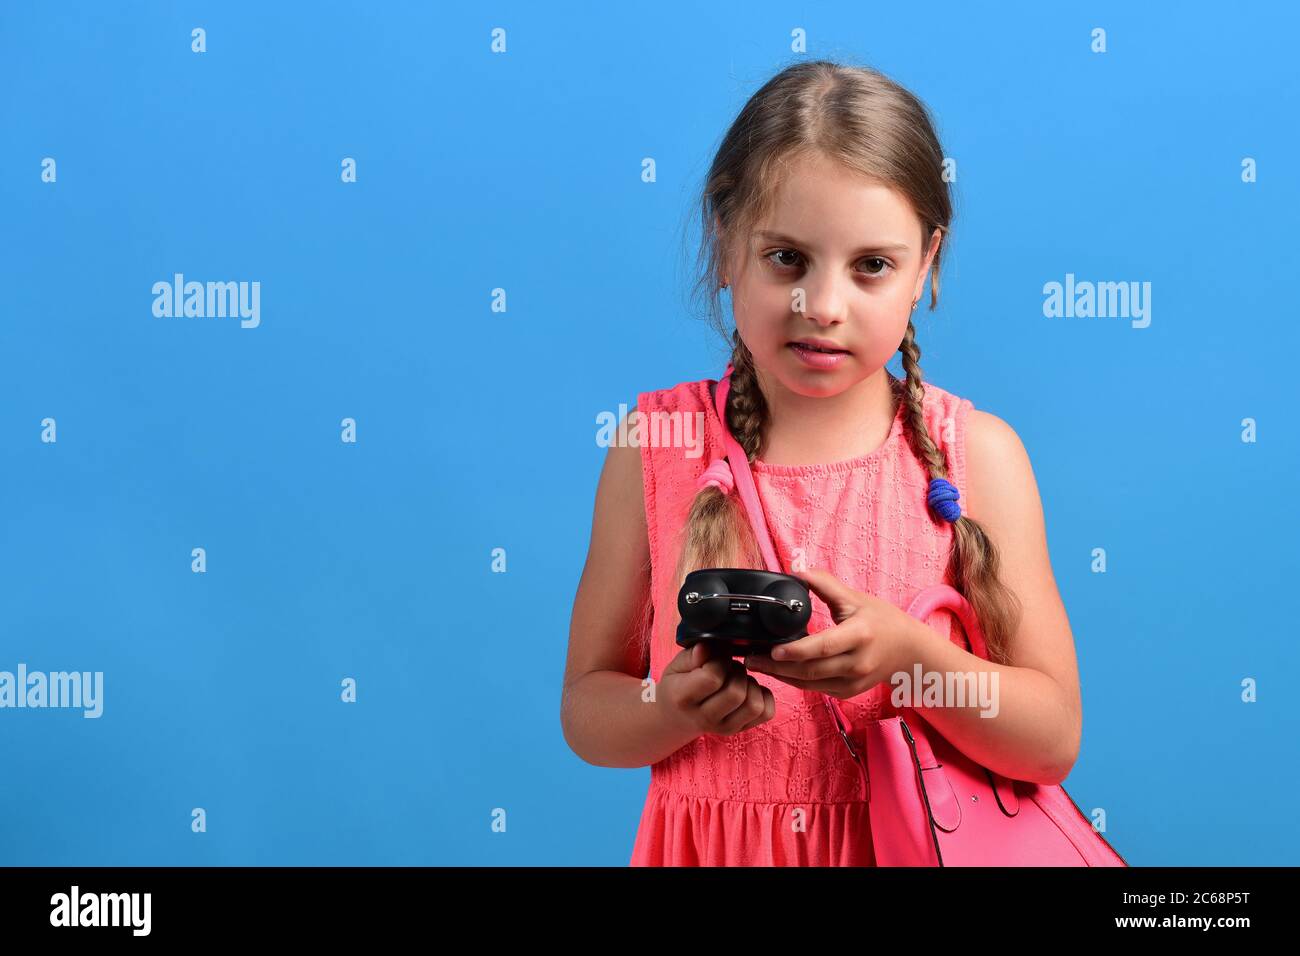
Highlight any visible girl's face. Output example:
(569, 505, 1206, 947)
(724, 152, 942, 398)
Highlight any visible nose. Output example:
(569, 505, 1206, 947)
(794, 270, 850, 327)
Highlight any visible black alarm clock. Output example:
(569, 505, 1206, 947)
(675, 568, 813, 656)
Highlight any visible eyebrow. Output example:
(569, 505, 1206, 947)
(754, 230, 912, 256)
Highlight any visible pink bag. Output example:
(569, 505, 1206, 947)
(711, 365, 1127, 867)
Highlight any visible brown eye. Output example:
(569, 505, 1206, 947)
(766, 249, 801, 269)
(860, 257, 891, 276)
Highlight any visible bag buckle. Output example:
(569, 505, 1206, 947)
(822, 696, 858, 760)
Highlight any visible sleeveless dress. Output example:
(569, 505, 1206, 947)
(630, 372, 976, 866)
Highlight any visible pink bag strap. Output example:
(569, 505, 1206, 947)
(898, 584, 1021, 816)
(710, 365, 862, 759)
(711, 365, 782, 574)
(904, 581, 990, 662)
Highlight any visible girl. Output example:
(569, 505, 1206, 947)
(562, 59, 1084, 866)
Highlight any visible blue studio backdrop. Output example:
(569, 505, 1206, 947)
(2, 1, 1297, 866)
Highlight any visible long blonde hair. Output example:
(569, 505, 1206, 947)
(643, 59, 1021, 667)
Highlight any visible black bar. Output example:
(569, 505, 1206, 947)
(0, 865, 1287, 940)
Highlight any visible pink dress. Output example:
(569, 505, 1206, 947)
(630, 373, 975, 866)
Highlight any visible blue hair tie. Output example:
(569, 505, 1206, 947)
(927, 477, 961, 523)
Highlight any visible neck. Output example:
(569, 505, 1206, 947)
(750, 366, 900, 466)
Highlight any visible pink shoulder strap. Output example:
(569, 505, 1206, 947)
(713, 365, 866, 758)
(712, 364, 782, 573)
(710, 363, 991, 775)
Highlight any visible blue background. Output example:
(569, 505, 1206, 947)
(1, 0, 1296, 865)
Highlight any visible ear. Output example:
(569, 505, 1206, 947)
(913, 227, 943, 304)
(922, 227, 942, 267)
(717, 224, 737, 289)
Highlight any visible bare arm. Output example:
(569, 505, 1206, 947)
(560, 425, 700, 768)
(905, 410, 1084, 785)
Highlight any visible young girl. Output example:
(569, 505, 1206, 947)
(562, 60, 1085, 866)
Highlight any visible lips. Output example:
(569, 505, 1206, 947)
(789, 338, 850, 354)
(788, 340, 850, 369)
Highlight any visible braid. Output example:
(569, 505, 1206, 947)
(726, 331, 768, 460)
(655, 331, 766, 664)
(897, 321, 948, 478)
(897, 319, 1022, 665)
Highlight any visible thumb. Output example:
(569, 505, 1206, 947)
(667, 640, 710, 674)
(691, 641, 710, 669)
(791, 567, 861, 619)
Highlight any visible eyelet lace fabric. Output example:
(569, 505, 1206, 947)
(629, 374, 974, 866)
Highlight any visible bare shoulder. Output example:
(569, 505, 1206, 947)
(963, 409, 1038, 529)
(598, 430, 649, 529)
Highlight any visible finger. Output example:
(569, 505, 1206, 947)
(697, 663, 751, 723)
(764, 627, 852, 662)
(791, 567, 861, 619)
(700, 656, 733, 683)
(736, 685, 776, 731)
(663, 642, 704, 676)
(680, 655, 734, 703)
(751, 673, 857, 697)
(746, 649, 856, 681)
(716, 678, 768, 734)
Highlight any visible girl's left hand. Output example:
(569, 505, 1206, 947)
(743, 567, 926, 700)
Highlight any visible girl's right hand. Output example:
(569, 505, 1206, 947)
(659, 642, 775, 737)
